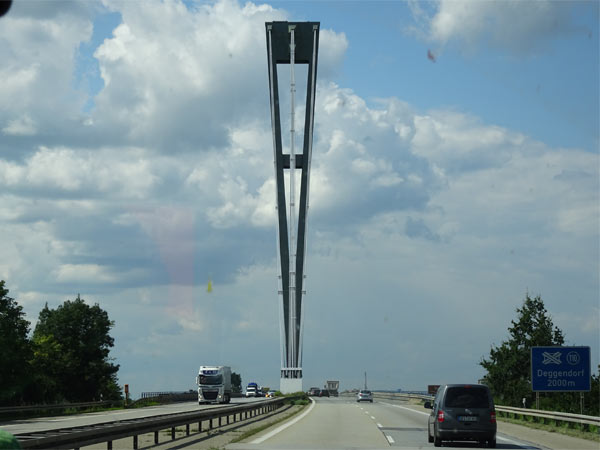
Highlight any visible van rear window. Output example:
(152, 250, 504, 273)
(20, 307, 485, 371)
(445, 387, 489, 408)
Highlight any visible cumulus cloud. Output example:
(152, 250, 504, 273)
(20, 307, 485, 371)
(0, 0, 597, 392)
(0, 3, 93, 156)
(409, 0, 590, 55)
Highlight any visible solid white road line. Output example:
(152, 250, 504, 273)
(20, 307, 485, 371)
(386, 435, 395, 444)
(377, 423, 383, 428)
(381, 402, 430, 417)
(251, 398, 316, 444)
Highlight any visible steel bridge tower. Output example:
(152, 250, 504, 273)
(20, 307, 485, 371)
(265, 21, 320, 394)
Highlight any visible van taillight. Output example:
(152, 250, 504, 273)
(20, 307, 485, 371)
(437, 410, 445, 422)
(490, 411, 496, 423)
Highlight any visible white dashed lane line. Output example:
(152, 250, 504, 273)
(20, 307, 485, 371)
(386, 435, 395, 444)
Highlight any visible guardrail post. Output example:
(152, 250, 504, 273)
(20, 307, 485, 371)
(210, 418, 213, 429)
(154, 430, 159, 444)
(227, 414, 230, 425)
(219, 416, 222, 427)
(199, 420, 202, 432)
(186, 423, 190, 435)
(171, 426, 176, 440)
(133, 435, 138, 449)
(107, 441, 112, 450)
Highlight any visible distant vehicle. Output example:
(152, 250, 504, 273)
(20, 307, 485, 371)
(424, 384, 497, 448)
(266, 390, 276, 398)
(308, 387, 320, 396)
(326, 380, 339, 396)
(319, 389, 330, 397)
(196, 365, 231, 404)
(356, 389, 373, 402)
(245, 382, 259, 397)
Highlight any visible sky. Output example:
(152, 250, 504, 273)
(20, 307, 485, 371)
(0, 0, 598, 398)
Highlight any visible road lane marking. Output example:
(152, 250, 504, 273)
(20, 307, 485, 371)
(377, 423, 383, 428)
(381, 402, 429, 417)
(371, 416, 376, 420)
(386, 435, 395, 444)
(497, 435, 524, 445)
(251, 398, 316, 444)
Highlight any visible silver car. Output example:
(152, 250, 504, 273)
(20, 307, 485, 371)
(356, 389, 373, 402)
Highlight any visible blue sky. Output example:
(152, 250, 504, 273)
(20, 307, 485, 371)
(1, 0, 598, 397)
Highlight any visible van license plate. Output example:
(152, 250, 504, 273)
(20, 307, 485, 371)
(459, 416, 478, 422)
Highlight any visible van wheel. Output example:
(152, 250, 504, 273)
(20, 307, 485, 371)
(488, 439, 496, 448)
(225, 394, 231, 404)
(433, 435, 442, 447)
(427, 428, 433, 443)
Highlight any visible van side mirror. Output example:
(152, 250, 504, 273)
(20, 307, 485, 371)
(424, 401, 432, 409)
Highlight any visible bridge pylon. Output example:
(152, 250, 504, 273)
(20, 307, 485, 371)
(265, 21, 320, 394)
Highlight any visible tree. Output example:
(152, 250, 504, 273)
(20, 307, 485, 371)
(480, 294, 564, 406)
(0, 281, 32, 405)
(231, 372, 242, 393)
(32, 295, 121, 402)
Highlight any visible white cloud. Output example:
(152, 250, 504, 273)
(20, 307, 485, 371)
(3, 114, 37, 136)
(0, 146, 158, 198)
(54, 263, 116, 283)
(411, 0, 586, 55)
(0, 7, 92, 137)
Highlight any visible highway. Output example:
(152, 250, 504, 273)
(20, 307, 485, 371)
(3, 396, 597, 449)
(0, 398, 263, 435)
(229, 396, 597, 450)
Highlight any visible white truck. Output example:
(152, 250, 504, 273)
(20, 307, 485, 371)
(245, 381, 259, 397)
(196, 365, 232, 404)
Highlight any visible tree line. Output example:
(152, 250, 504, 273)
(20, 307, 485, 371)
(1, 280, 121, 405)
(480, 294, 599, 416)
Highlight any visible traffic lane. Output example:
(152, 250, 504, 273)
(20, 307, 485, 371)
(0, 398, 265, 435)
(376, 401, 543, 449)
(231, 396, 391, 449)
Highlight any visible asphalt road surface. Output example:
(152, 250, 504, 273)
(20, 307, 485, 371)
(229, 396, 597, 450)
(0, 398, 263, 435)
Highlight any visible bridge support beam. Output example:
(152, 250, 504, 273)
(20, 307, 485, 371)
(266, 21, 319, 394)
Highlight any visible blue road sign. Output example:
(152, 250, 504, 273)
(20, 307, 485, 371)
(531, 346, 591, 392)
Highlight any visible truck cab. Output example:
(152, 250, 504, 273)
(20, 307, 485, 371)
(245, 382, 259, 397)
(196, 365, 232, 404)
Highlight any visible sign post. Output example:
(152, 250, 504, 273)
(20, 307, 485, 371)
(531, 346, 591, 393)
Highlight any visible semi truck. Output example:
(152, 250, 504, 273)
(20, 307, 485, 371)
(196, 365, 232, 404)
(245, 381, 259, 397)
(326, 380, 339, 397)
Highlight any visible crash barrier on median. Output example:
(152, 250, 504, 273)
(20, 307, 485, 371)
(15, 396, 299, 449)
(139, 391, 244, 403)
(0, 401, 121, 419)
(139, 391, 197, 403)
(363, 392, 599, 432)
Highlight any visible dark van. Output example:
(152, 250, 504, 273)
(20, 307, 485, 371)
(424, 384, 497, 448)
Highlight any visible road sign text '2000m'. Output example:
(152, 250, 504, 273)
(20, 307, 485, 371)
(531, 346, 591, 392)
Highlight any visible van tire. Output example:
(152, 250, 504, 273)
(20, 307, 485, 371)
(433, 435, 441, 447)
(488, 439, 496, 448)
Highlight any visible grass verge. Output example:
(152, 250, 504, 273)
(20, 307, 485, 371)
(498, 415, 599, 442)
(230, 402, 309, 443)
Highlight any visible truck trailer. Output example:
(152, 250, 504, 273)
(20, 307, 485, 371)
(326, 380, 339, 397)
(196, 366, 232, 404)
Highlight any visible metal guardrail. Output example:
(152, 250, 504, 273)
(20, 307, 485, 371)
(366, 391, 599, 430)
(15, 396, 296, 449)
(0, 401, 120, 415)
(496, 405, 600, 428)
